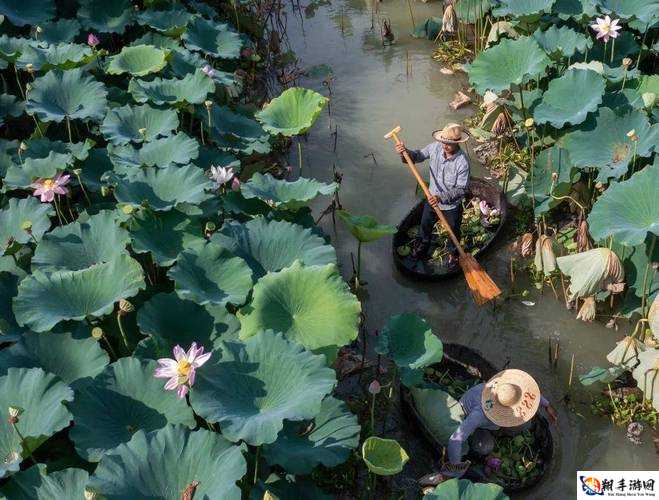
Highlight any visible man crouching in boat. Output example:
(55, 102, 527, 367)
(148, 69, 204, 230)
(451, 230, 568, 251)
(395, 123, 470, 264)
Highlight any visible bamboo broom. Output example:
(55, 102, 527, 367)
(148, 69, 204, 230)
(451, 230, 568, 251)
(384, 125, 501, 305)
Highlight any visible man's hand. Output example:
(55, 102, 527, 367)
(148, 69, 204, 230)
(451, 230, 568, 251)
(395, 143, 407, 155)
(428, 195, 440, 208)
(546, 404, 558, 426)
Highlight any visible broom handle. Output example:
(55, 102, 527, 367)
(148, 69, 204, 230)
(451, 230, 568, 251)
(388, 132, 467, 259)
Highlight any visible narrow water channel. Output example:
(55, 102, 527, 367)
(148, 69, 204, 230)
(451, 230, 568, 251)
(283, 0, 657, 496)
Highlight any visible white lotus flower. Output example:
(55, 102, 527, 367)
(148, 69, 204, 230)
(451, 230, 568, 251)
(154, 343, 212, 398)
(209, 165, 234, 188)
(590, 15, 622, 43)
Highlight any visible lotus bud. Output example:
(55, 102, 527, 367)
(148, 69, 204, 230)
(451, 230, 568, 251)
(520, 233, 533, 258)
(134, 4, 139, 10)
(118, 299, 134, 315)
(442, 4, 457, 34)
(231, 177, 241, 191)
(204, 99, 213, 109)
(91, 327, 104, 340)
(368, 380, 381, 395)
(138, 127, 147, 138)
(25, 63, 34, 73)
(551, 172, 558, 184)
(7, 406, 23, 424)
(204, 221, 216, 237)
(84, 488, 100, 500)
(524, 118, 534, 129)
(576, 296, 596, 322)
(622, 57, 632, 68)
(642, 92, 656, 109)
(121, 204, 135, 215)
(20, 220, 32, 233)
(19, 141, 28, 152)
(87, 33, 100, 47)
(626, 129, 639, 142)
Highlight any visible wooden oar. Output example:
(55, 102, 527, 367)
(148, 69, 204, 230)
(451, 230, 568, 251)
(384, 125, 501, 306)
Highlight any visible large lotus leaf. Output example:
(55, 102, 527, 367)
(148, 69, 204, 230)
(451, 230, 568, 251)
(0, 273, 25, 343)
(132, 32, 180, 51)
(107, 44, 167, 77)
(136, 7, 193, 34)
(467, 36, 550, 95)
(424, 479, 509, 499)
(0, 197, 51, 246)
(170, 48, 235, 87)
(89, 425, 246, 500)
(0, 465, 88, 499)
(337, 210, 396, 243)
(69, 358, 196, 461)
(168, 242, 253, 306)
(37, 19, 81, 45)
(183, 17, 242, 59)
(216, 134, 272, 155)
(632, 350, 659, 411)
(77, 0, 134, 34)
(557, 248, 624, 298)
(16, 43, 94, 72)
(3, 151, 73, 190)
(0, 0, 54, 26)
(563, 108, 658, 176)
(239, 261, 361, 355)
(611, 239, 658, 305)
(13, 254, 145, 332)
(128, 70, 214, 105)
(139, 133, 200, 167)
(0, 94, 24, 126)
(588, 166, 659, 246)
(211, 218, 337, 279)
(532, 26, 591, 58)
(241, 173, 337, 211)
(455, 0, 492, 23)
(579, 365, 626, 386)
(101, 104, 179, 145)
(525, 145, 575, 216)
(26, 68, 107, 123)
(262, 396, 360, 474)
(535, 70, 604, 128)
(0, 36, 34, 62)
(114, 164, 213, 211)
(0, 330, 108, 386)
(32, 210, 130, 272)
(599, 0, 659, 24)
(411, 386, 465, 444)
(205, 105, 269, 142)
(196, 146, 241, 171)
(80, 148, 113, 192)
(191, 332, 336, 445)
(552, 0, 599, 19)
(0, 368, 73, 477)
(361, 437, 409, 476)
(256, 88, 328, 136)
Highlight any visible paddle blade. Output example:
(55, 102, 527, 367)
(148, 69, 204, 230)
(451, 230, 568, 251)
(459, 253, 501, 306)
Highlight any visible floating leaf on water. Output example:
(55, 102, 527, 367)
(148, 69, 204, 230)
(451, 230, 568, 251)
(128, 70, 215, 106)
(0, 197, 52, 246)
(0, 465, 88, 499)
(556, 248, 624, 299)
(101, 104, 179, 144)
(336, 210, 397, 243)
(361, 437, 409, 476)
(532, 25, 592, 58)
(256, 87, 328, 136)
(423, 478, 509, 499)
(106, 44, 168, 77)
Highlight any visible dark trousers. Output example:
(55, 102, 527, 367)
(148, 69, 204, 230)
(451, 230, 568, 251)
(419, 202, 463, 254)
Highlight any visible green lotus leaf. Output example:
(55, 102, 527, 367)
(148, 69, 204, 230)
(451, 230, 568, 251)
(0, 36, 33, 61)
(0, 465, 88, 499)
(183, 17, 242, 59)
(337, 210, 396, 243)
(136, 7, 193, 34)
(168, 241, 253, 306)
(206, 104, 269, 142)
(0, 197, 52, 246)
(37, 19, 81, 45)
(493, 0, 555, 16)
(101, 104, 179, 144)
(138, 133, 200, 167)
(467, 36, 550, 95)
(170, 48, 235, 86)
(241, 173, 337, 211)
(532, 25, 592, 59)
(69, 358, 196, 461)
(132, 32, 180, 51)
(251, 476, 333, 500)
(190, 331, 336, 445)
(607, 336, 645, 367)
(411, 386, 466, 446)
(239, 261, 361, 355)
(32, 210, 130, 272)
(89, 425, 246, 500)
(455, 0, 492, 23)
(588, 166, 659, 246)
(189, 0, 218, 18)
(599, 0, 659, 24)
(579, 365, 626, 386)
(16, 43, 94, 71)
(262, 396, 360, 474)
(0, 368, 73, 477)
(216, 134, 272, 155)
(256, 87, 328, 136)
(106, 143, 141, 172)
(3, 151, 73, 190)
(361, 437, 409, 476)
(80, 148, 113, 192)
(0, 273, 25, 343)
(552, 0, 599, 19)
(114, 164, 212, 211)
(129, 70, 215, 106)
(632, 350, 659, 411)
(0, 94, 24, 126)
(77, 0, 134, 34)
(524, 145, 576, 216)
(107, 44, 167, 77)
(424, 479, 509, 499)
(0, 0, 54, 26)
(211, 218, 337, 279)
(13, 254, 145, 332)
(556, 248, 624, 298)
(26, 68, 107, 123)
(196, 145, 241, 170)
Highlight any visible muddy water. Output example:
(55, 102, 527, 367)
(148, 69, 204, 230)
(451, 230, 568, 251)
(282, 0, 657, 497)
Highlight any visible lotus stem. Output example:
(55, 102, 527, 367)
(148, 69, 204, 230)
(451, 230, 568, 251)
(200, 121, 205, 145)
(11, 422, 36, 465)
(66, 116, 73, 143)
(610, 37, 615, 64)
(297, 139, 303, 175)
(518, 87, 527, 120)
(231, 0, 240, 32)
(640, 234, 656, 317)
(73, 170, 92, 206)
(116, 312, 130, 353)
(356, 240, 362, 284)
(636, 24, 649, 68)
(253, 446, 261, 484)
(53, 197, 64, 225)
(568, 353, 575, 388)
(369, 390, 376, 435)
(13, 65, 24, 100)
(406, 0, 416, 30)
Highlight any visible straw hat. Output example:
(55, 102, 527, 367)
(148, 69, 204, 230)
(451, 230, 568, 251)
(481, 369, 541, 427)
(433, 123, 469, 144)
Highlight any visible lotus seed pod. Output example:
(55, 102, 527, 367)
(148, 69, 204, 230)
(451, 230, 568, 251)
(7, 406, 22, 424)
(551, 172, 558, 183)
(204, 99, 213, 109)
(642, 92, 656, 109)
(626, 129, 639, 141)
(19, 141, 28, 151)
(622, 57, 632, 68)
(20, 220, 32, 232)
(35, 26, 43, 34)
(25, 63, 34, 73)
(91, 327, 104, 340)
(84, 488, 100, 500)
(576, 296, 596, 322)
(263, 492, 276, 500)
(121, 204, 135, 215)
(138, 127, 147, 137)
(524, 117, 534, 128)
(119, 299, 134, 314)
(205, 221, 216, 235)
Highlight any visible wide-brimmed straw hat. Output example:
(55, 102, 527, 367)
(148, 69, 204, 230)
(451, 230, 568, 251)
(432, 123, 470, 144)
(481, 369, 541, 427)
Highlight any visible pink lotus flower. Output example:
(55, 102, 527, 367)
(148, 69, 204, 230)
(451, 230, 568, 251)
(154, 343, 212, 398)
(31, 173, 70, 203)
(87, 33, 100, 47)
(231, 177, 241, 191)
(202, 64, 215, 78)
(590, 15, 621, 43)
(209, 165, 234, 188)
(479, 200, 491, 216)
(368, 380, 381, 395)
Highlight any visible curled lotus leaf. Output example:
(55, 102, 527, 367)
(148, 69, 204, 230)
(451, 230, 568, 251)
(262, 396, 361, 474)
(241, 172, 337, 211)
(26, 68, 107, 123)
(68, 358, 196, 461)
(16, 43, 94, 72)
(579, 365, 626, 386)
(106, 44, 168, 77)
(532, 26, 592, 59)
(211, 218, 337, 279)
(101, 104, 179, 144)
(524, 145, 575, 217)
(138, 133, 200, 167)
(77, 0, 134, 34)
(632, 350, 659, 411)
(606, 336, 646, 367)
(556, 248, 624, 299)
(170, 48, 235, 87)
(190, 331, 336, 445)
(411, 386, 465, 445)
(167, 241, 253, 306)
(337, 210, 396, 242)
(136, 7, 193, 34)
(0, 197, 52, 246)
(467, 36, 550, 95)
(36, 19, 81, 45)
(89, 425, 247, 500)
(13, 254, 145, 332)
(361, 437, 409, 476)
(256, 87, 328, 136)
(588, 166, 659, 246)
(492, 0, 556, 16)
(0, 368, 73, 478)
(0, 94, 24, 126)
(128, 70, 215, 105)
(183, 17, 242, 58)
(0, 465, 88, 499)
(424, 479, 509, 499)
(114, 164, 213, 211)
(455, 0, 492, 23)
(599, 0, 659, 24)
(0, 0, 54, 27)
(239, 261, 361, 357)
(0, 35, 33, 61)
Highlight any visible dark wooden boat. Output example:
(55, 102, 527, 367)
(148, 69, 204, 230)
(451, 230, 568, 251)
(392, 177, 507, 280)
(400, 344, 553, 494)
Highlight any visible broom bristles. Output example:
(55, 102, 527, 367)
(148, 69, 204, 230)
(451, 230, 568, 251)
(459, 253, 502, 306)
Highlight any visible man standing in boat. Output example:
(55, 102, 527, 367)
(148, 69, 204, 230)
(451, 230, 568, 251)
(395, 123, 470, 264)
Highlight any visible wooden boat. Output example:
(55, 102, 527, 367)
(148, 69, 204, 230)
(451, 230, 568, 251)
(392, 177, 507, 280)
(400, 344, 553, 494)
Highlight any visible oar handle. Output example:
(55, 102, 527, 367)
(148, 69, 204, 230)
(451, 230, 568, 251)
(387, 131, 466, 258)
